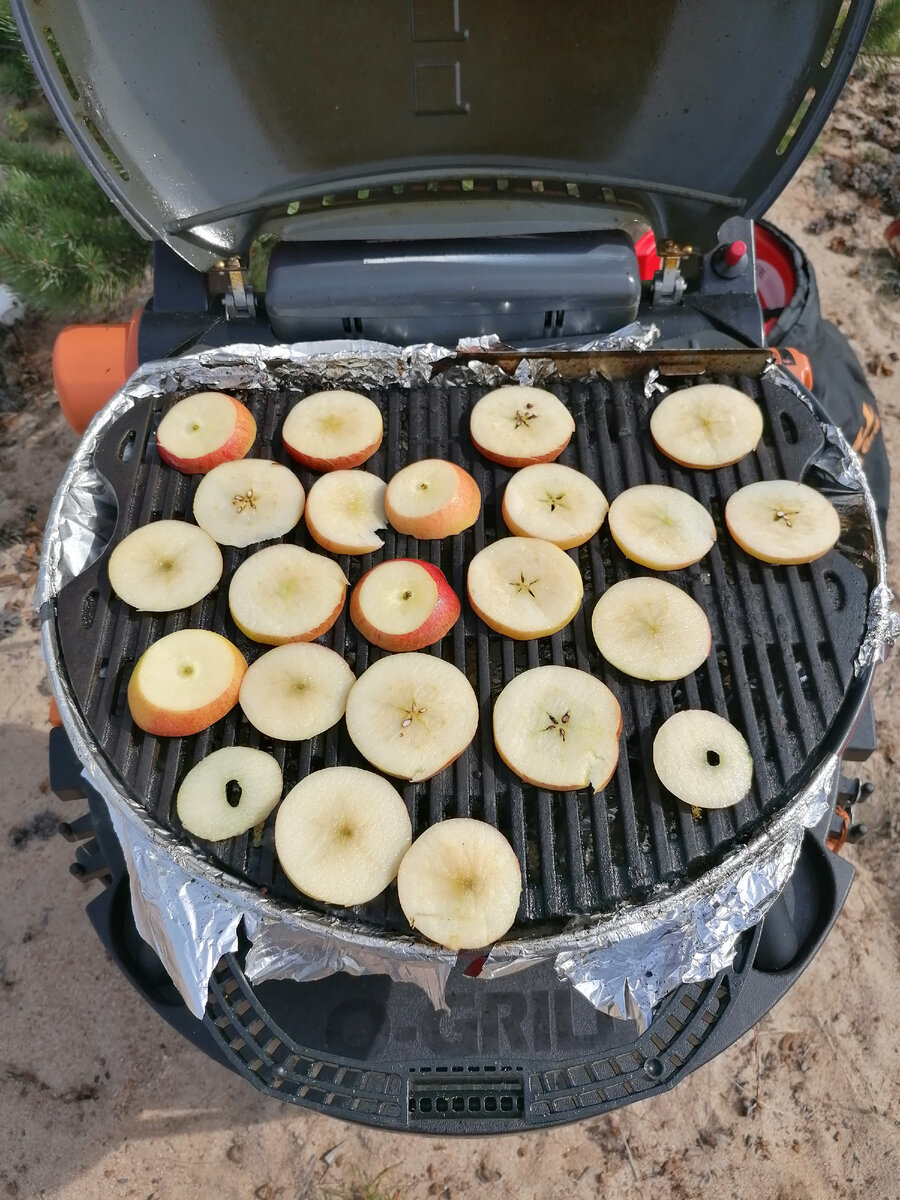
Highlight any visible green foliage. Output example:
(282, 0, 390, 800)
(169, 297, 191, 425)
(0, 0, 150, 315)
(863, 0, 900, 58)
(0, 138, 149, 313)
(0, 1, 36, 102)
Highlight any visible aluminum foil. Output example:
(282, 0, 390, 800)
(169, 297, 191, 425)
(39, 342, 890, 1027)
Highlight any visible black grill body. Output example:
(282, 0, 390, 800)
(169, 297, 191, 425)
(54, 742, 861, 1131)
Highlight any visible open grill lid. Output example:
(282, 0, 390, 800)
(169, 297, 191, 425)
(13, 1, 873, 269)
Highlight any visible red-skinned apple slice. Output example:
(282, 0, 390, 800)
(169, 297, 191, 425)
(591, 577, 711, 681)
(653, 710, 753, 809)
(176, 746, 283, 841)
(282, 390, 383, 472)
(724, 479, 840, 564)
(502, 462, 608, 548)
(350, 559, 460, 652)
(193, 459, 304, 548)
(469, 386, 575, 467)
(384, 459, 481, 539)
(493, 665, 622, 792)
(650, 384, 763, 469)
(345, 652, 478, 782)
(608, 484, 716, 570)
(228, 543, 348, 644)
(239, 642, 355, 742)
(467, 537, 583, 639)
(397, 818, 522, 950)
(108, 520, 222, 612)
(156, 392, 256, 474)
(275, 767, 412, 906)
(305, 470, 387, 555)
(127, 629, 247, 737)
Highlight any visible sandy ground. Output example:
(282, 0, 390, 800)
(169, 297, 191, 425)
(1, 77, 899, 1200)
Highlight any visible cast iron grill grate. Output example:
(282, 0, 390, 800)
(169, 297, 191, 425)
(55, 371, 869, 932)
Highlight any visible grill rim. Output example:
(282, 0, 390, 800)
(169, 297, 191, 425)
(39, 349, 884, 965)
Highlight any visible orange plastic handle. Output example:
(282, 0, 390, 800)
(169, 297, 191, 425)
(52, 309, 141, 433)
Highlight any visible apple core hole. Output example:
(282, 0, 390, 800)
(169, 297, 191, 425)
(706, 749, 720, 767)
(225, 779, 242, 807)
(417, 482, 428, 490)
(179, 664, 195, 677)
(401, 590, 412, 600)
(190, 422, 201, 432)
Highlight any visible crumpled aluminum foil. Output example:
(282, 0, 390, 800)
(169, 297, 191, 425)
(39, 341, 891, 1027)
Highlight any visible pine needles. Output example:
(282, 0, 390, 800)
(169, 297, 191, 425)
(0, 0, 149, 315)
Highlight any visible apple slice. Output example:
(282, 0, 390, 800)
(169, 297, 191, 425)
(176, 746, 283, 841)
(228, 543, 348, 645)
(239, 642, 354, 742)
(282, 390, 383, 472)
(502, 462, 609, 549)
(467, 537, 583, 639)
(108, 520, 223, 612)
(397, 818, 522, 950)
(350, 559, 460, 652)
(127, 629, 247, 737)
(305, 470, 387, 555)
(345, 652, 478, 782)
(156, 391, 256, 474)
(591, 578, 711, 681)
(724, 479, 840, 565)
(274, 766, 412, 906)
(651, 384, 764, 469)
(384, 459, 481, 539)
(493, 665, 622, 792)
(469, 386, 575, 467)
(653, 710, 753, 809)
(608, 484, 716, 570)
(193, 459, 304, 548)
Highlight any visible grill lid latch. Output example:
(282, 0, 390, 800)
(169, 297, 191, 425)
(651, 241, 694, 308)
(222, 256, 256, 320)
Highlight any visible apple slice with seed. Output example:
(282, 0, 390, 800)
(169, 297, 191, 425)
(156, 392, 256, 474)
(275, 766, 412, 906)
(502, 462, 608, 549)
(108, 520, 222, 612)
(724, 479, 840, 564)
(467, 537, 583, 639)
(493, 665, 622, 792)
(470, 386, 575, 467)
(653, 710, 753, 809)
(305, 470, 387, 555)
(350, 559, 460, 652)
(239, 642, 355, 741)
(651, 384, 763, 469)
(398, 818, 522, 950)
(282, 390, 383, 472)
(608, 484, 716, 570)
(591, 577, 711, 681)
(127, 629, 247, 737)
(228, 543, 348, 644)
(345, 652, 478, 782)
(385, 459, 481, 539)
(193, 459, 304, 548)
(176, 746, 283, 841)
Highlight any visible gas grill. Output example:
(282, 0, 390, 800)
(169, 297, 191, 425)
(18, 0, 891, 1131)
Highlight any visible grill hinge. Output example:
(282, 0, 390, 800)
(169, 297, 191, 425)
(651, 240, 694, 308)
(223, 256, 256, 320)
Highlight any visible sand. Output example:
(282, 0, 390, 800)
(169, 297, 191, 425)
(1, 77, 899, 1200)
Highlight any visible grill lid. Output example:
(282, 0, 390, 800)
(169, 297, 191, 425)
(13, 0, 872, 268)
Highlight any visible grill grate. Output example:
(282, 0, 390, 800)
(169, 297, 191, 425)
(55, 371, 869, 932)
